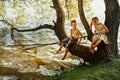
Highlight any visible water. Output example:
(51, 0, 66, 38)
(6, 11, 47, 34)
(0, 0, 119, 79)
(0, 75, 18, 80)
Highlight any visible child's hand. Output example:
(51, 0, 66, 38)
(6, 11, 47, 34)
(98, 32, 101, 36)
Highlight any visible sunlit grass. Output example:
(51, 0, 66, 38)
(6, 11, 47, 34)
(45, 57, 120, 80)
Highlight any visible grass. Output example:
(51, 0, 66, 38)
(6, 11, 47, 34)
(45, 58, 120, 80)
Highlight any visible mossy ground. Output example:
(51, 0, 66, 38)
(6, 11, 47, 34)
(45, 56, 120, 80)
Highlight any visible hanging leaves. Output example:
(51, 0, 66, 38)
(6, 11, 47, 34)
(0, 0, 93, 27)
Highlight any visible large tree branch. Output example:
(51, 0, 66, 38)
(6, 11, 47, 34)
(13, 24, 54, 32)
(52, 0, 68, 41)
(78, 0, 92, 41)
(0, 19, 54, 32)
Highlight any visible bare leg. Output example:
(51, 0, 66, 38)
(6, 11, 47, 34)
(90, 40, 97, 48)
(61, 48, 68, 60)
(91, 40, 102, 54)
(94, 40, 102, 47)
(56, 43, 64, 53)
(89, 36, 98, 52)
(89, 40, 97, 52)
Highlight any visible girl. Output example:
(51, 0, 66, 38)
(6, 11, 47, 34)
(89, 17, 109, 54)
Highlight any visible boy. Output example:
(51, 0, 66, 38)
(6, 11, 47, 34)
(57, 20, 82, 60)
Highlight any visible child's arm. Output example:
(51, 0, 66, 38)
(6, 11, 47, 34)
(98, 24, 109, 35)
(67, 29, 73, 45)
(70, 29, 73, 39)
(77, 30, 82, 45)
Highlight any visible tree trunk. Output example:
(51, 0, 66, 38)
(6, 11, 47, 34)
(104, 0, 120, 56)
(52, 0, 68, 41)
(78, 0, 92, 40)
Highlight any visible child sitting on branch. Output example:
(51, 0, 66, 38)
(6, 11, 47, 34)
(57, 20, 82, 60)
(89, 17, 109, 54)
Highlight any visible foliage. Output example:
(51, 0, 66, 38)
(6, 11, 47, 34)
(83, 0, 94, 22)
(0, 2, 6, 17)
(59, 0, 93, 21)
(0, 0, 93, 27)
(0, 0, 54, 27)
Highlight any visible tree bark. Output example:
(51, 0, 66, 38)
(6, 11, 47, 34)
(52, 0, 68, 41)
(104, 0, 120, 56)
(68, 43, 107, 64)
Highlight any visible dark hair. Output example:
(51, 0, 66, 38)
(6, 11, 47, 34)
(91, 17, 99, 24)
(71, 20, 76, 25)
(92, 17, 99, 21)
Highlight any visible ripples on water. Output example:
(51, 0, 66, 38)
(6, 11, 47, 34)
(0, 25, 89, 78)
(0, 24, 119, 79)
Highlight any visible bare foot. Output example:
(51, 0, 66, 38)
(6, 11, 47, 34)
(89, 47, 92, 52)
(91, 47, 95, 54)
(91, 48, 95, 54)
(61, 57, 65, 60)
(89, 47, 95, 54)
(56, 50, 61, 53)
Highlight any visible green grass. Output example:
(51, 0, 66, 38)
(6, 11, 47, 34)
(45, 58, 120, 80)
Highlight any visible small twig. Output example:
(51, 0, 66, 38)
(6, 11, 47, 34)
(0, 19, 14, 28)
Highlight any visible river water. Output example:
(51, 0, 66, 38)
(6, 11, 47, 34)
(0, 0, 119, 80)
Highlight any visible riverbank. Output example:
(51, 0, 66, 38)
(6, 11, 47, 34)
(45, 56, 120, 80)
(0, 55, 120, 80)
